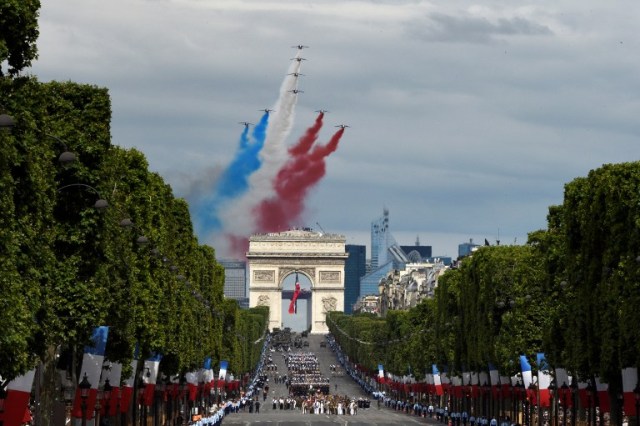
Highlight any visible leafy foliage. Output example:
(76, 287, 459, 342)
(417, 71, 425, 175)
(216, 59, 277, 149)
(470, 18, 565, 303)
(0, 0, 41, 76)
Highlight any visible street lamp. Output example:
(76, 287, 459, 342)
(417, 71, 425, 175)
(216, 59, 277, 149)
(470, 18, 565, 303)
(550, 379, 559, 426)
(79, 373, 92, 426)
(57, 183, 109, 210)
(586, 381, 596, 426)
(633, 383, 640, 426)
(560, 382, 569, 426)
(103, 379, 113, 422)
(570, 377, 578, 426)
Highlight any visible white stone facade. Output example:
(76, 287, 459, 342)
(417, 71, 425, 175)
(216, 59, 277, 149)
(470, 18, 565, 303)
(247, 229, 348, 334)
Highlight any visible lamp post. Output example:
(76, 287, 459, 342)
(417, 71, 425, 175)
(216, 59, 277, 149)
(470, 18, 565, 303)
(103, 379, 112, 426)
(79, 373, 92, 426)
(586, 381, 596, 426)
(560, 382, 569, 426)
(634, 384, 640, 426)
(570, 377, 578, 426)
(548, 380, 556, 426)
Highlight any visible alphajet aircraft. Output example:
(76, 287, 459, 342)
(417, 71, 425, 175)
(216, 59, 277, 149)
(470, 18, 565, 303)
(288, 72, 305, 77)
(238, 122, 253, 128)
(292, 45, 309, 50)
(258, 109, 274, 113)
(335, 124, 350, 129)
(290, 57, 307, 62)
(289, 89, 304, 94)
(315, 109, 329, 114)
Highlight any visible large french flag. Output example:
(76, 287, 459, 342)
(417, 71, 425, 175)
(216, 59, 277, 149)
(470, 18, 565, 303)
(489, 363, 500, 398)
(520, 355, 533, 388)
(555, 368, 572, 408)
(2, 369, 36, 426)
(378, 364, 384, 380)
(622, 367, 638, 416)
(433, 365, 443, 396)
(595, 377, 610, 413)
(536, 353, 552, 407)
(471, 371, 480, 398)
(201, 358, 214, 394)
(520, 355, 536, 404)
(101, 361, 122, 417)
(218, 360, 229, 381)
(288, 276, 301, 314)
(185, 371, 199, 401)
(120, 358, 138, 414)
(72, 326, 109, 420)
(142, 353, 162, 406)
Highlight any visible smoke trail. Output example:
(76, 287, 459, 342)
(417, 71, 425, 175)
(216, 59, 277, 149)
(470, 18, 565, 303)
(255, 127, 345, 232)
(219, 52, 304, 252)
(289, 112, 324, 157)
(195, 112, 269, 234)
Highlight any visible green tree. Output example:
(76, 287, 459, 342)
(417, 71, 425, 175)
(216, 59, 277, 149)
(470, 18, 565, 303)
(0, 0, 41, 76)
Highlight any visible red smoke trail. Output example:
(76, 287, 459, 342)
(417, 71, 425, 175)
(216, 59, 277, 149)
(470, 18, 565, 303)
(254, 127, 345, 232)
(288, 112, 324, 157)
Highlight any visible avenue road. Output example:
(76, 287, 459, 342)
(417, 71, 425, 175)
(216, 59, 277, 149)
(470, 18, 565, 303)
(221, 333, 437, 426)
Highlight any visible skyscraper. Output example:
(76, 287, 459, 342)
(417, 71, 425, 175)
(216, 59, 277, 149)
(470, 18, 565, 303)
(219, 260, 247, 304)
(370, 208, 390, 270)
(344, 244, 366, 314)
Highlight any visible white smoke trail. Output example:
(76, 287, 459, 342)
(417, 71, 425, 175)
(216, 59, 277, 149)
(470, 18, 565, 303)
(217, 51, 303, 243)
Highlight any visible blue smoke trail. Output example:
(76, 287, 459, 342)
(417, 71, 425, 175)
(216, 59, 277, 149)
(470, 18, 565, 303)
(196, 112, 270, 233)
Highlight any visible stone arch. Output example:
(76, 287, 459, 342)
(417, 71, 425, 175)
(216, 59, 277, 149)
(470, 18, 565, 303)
(247, 229, 348, 334)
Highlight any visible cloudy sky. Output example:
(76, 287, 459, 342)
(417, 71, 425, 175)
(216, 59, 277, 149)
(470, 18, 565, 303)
(30, 0, 640, 258)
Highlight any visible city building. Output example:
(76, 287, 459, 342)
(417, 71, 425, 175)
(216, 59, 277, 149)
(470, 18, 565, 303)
(344, 244, 366, 314)
(370, 208, 391, 270)
(219, 259, 247, 301)
(378, 261, 448, 316)
(352, 294, 381, 315)
(400, 235, 432, 262)
(458, 238, 480, 258)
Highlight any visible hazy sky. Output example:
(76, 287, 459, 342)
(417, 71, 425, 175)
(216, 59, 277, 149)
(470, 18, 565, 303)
(30, 0, 640, 258)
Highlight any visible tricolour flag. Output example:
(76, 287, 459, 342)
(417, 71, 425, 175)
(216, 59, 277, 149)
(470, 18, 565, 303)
(378, 364, 384, 379)
(537, 353, 552, 407)
(100, 361, 122, 417)
(622, 367, 638, 416)
(595, 377, 610, 413)
(120, 357, 138, 414)
(185, 371, 199, 401)
(519, 355, 532, 388)
(288, 278, 301, 314)
(72, 326, 109, 420)
(433, 365, 443, 396)
(555, 368, 572, 408)
(142, 353, 162, 406)
(3, 369, 36, 426)
(218, 360, 229, 381)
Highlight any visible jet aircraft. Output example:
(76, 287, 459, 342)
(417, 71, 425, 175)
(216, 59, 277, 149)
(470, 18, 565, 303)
(238, 122, 253, 128)
(259, 109, 274, 113)
(292, 45, 309, 50)
(290, 57, 307, 62)
(289, 89, 304, 94)
(335, 124, 350, 129)
(288, 72, 305, 77)
(315, 109, 329, 114)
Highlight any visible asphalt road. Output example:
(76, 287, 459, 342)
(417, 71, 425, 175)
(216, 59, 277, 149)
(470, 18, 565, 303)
(222, 334, 437, 425)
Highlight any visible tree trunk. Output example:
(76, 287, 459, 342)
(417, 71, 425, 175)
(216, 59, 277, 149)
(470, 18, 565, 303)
(36, 345, 61, 426)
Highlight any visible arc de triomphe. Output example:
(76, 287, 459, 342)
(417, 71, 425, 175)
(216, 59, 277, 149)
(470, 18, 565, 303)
(248, 229, 347, 333)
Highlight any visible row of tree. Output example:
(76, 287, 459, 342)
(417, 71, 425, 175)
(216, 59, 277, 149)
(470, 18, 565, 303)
(0, 76, 268, 424)
(328, 162, 640, 425)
